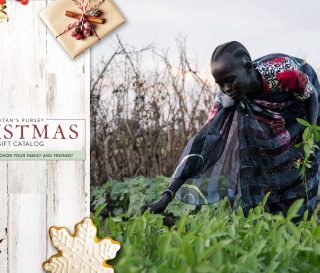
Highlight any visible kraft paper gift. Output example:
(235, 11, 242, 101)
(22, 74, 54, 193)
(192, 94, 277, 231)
(40, 0, 125, 59)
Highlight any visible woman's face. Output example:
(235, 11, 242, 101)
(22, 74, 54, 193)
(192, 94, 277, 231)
(211, 53, 252, 100)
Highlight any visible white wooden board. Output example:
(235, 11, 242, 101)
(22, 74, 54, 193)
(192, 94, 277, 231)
(0, 1, 90, 272)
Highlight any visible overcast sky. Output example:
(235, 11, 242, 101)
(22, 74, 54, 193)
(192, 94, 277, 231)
(92, 0, 320, 74)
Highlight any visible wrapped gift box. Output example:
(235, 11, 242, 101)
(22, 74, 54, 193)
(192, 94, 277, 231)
(40, 0, 125, 59)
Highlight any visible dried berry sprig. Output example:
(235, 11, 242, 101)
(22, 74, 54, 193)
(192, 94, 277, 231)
(70, 17, 94, 40)
(56, 0, 105, 40)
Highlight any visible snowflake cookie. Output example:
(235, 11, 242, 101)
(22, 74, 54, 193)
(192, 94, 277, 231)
(43, 217, 121, 273)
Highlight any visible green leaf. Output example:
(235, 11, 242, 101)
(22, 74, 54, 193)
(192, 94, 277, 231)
(302, 127, 311, 141)
(286, 199, 304, 220)
(313, 129, 320, 142)
(261, 192, 271, 207)
(305, 162, 311, 168)
(183, 241, 195, 266)
(297, 118, 311, 127)
(304, 145, 311, 158)
(287, 221, 300, 240)
(92, 203, 107, 218)
(158, 235, 171, 258)
(265, 261, 280, 273)
(212, 249, 223, 268)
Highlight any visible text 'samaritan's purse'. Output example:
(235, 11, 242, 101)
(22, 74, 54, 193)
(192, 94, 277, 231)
(40, 0, 125, 59)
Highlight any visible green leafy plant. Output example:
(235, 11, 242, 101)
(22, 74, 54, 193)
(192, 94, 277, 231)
(294, 118, 320, 204)
(91, 196, 320, 273)
(90, 176, 197, 218)
(91, 177, 320, 273)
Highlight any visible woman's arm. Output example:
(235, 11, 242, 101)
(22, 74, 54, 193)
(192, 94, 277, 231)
(140, 178, 186, 213)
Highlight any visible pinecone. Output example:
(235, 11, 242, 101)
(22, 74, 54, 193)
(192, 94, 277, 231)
(87, 8, 101, 17)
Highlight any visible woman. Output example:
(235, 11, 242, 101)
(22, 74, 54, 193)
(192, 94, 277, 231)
(141, 41, 320, 217)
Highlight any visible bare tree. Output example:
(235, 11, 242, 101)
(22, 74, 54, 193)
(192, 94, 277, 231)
(90, 36, 218, 185)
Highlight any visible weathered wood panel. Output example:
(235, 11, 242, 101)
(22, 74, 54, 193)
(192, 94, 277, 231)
(0, 1, 90, 272)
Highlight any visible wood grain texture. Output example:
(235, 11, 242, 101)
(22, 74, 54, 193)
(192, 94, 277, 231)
(0, 1, 90, 272)
(0, 162, 8, 273)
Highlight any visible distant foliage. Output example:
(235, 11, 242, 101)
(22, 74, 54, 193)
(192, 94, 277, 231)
(90, 37, 217, 185)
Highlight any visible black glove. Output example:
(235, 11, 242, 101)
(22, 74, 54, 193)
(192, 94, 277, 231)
(140, 191, 172, 214)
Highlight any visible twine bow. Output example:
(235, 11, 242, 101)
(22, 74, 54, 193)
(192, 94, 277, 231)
(56, 0, 105, 40)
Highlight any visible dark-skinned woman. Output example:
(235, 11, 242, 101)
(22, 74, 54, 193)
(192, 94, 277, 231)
(141, 41, 319, 217)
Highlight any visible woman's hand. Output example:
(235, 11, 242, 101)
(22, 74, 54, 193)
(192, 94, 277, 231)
(140, 192, 172, 214)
